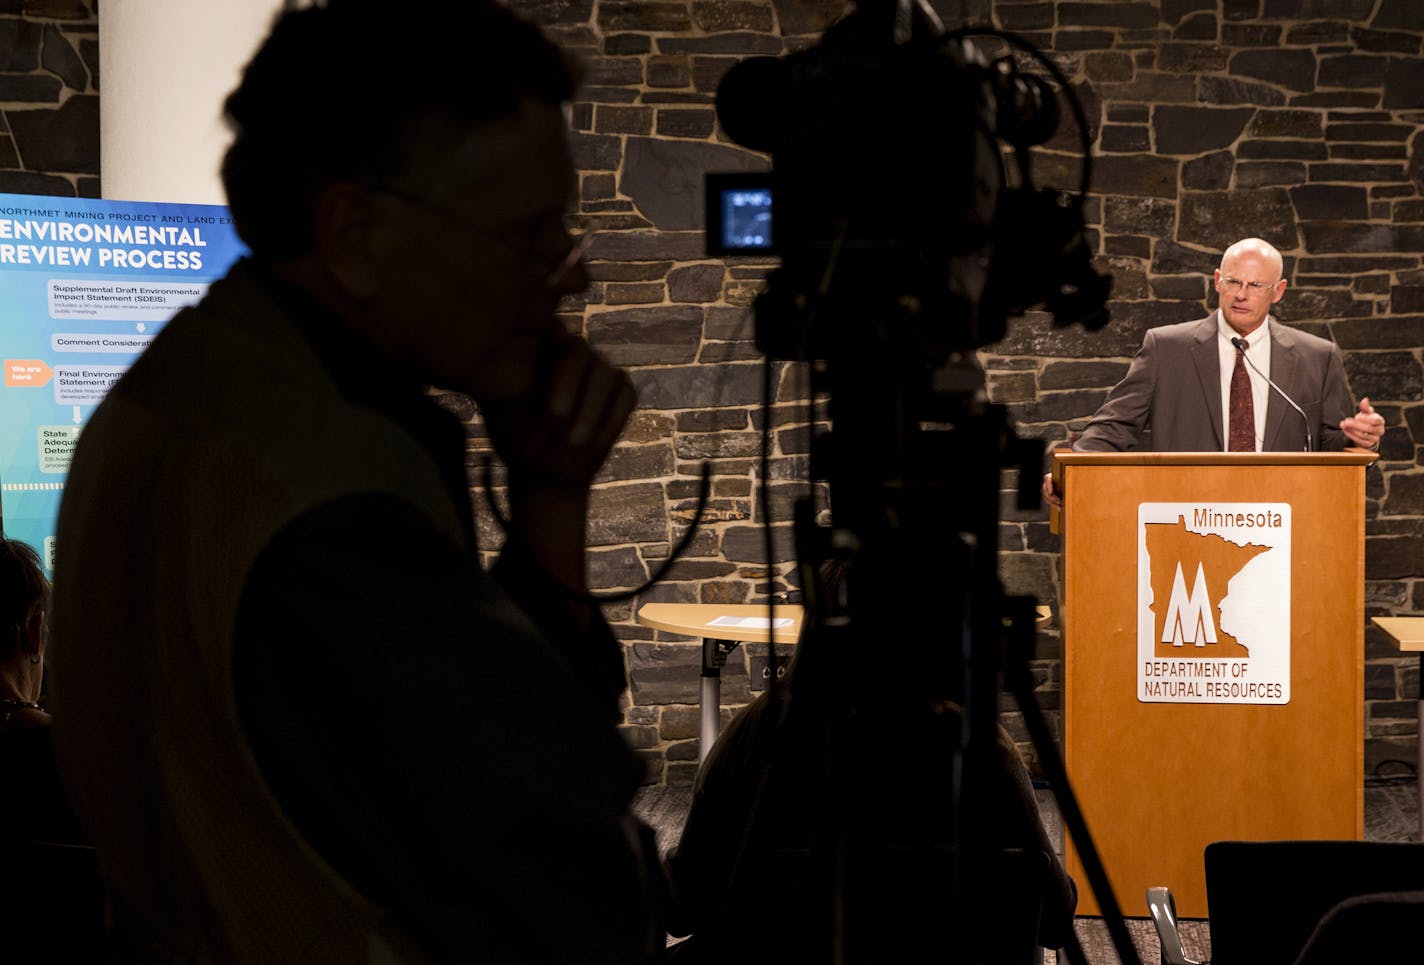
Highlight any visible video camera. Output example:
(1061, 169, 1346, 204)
(693, 4, 1140, 963)
(708, 0, 1110, 363)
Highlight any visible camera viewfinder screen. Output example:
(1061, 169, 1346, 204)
(722, 188, 772, 251)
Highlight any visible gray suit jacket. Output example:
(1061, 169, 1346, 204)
(1075, 314, 1354, 452)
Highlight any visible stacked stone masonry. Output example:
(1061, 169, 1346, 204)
(5, 0, 1421, 784)
(0, 0, 98, 198)
(505, 0, 1424, 785)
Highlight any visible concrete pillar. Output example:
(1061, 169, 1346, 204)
(100, 0, 283, 203)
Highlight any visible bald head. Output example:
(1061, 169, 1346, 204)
(1220, 237, 1284, 279)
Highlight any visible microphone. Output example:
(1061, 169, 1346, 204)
(1230, 336, 1312, 452)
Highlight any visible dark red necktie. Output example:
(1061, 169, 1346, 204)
(1228, 338, 1254, 451)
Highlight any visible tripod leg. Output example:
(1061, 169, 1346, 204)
(1003, 596, 1142, 965)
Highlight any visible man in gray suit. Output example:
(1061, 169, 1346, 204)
(1043, 237, 1383, 504)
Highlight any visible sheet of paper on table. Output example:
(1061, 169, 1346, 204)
(706, 616, 793, 629)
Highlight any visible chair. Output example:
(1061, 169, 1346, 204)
(1292, 889, 1424, 964)
(1147, 840, 1424, 965)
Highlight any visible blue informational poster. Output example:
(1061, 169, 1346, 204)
(0, 192, 248, 572)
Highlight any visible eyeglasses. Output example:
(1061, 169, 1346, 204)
(365, 182, 589, 289)
(1220, 276, 1280, 297)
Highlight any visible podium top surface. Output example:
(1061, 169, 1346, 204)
(1052, 449, 1379, 468)
(1053, 452, 1372, 469)
(636, 603, 804, 643)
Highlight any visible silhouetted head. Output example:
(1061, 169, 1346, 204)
(222, 0, 591, 401)
(221, 0, 577, 262)
(0, 538, 47, 666)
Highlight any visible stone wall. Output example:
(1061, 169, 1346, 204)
(0, 0, 98, 197)
(509, 0, 1424, 784)
(7, 0, 1421, 784)
(981, 0, 1424, 778)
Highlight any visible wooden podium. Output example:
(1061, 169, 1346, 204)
(1050, 450, 1376, 919)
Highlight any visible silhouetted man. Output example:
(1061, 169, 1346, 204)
(52, 3, 660, 961)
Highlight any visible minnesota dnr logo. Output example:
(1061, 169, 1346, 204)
(1137, 502, 1291, 705)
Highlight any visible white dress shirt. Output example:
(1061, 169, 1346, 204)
(1216, 310, 1271, 451)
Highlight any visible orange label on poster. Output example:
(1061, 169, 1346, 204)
(4, 360, 54, 387)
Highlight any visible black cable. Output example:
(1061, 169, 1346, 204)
(943, 26, 1095, 199)
(480, 456, 713, 604)
(761, 358, 780, 715)
(758, 348, 782, 965)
